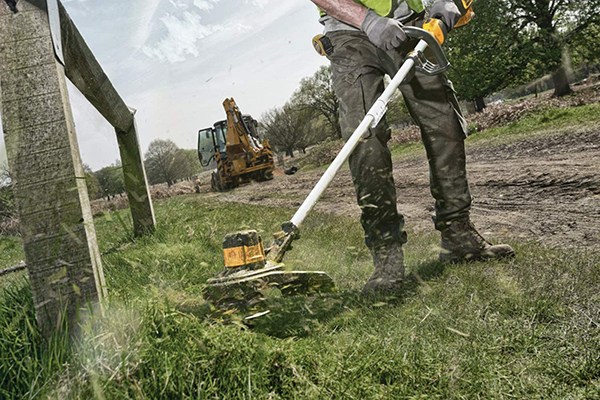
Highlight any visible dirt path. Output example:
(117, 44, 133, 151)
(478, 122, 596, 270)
(201, 124, 600, 250)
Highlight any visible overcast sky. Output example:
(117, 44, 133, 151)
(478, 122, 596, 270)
(0, 0, 328, 170)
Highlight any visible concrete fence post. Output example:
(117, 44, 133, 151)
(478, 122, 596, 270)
(0, 0, 106, 337)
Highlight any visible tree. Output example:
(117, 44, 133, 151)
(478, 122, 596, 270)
(95, 165, 125, 200)
(291, 65, 341, 139)
(261, 104, 313, 157)
(502, 0, 600, 96)
(172, 149, 202, 181)
(0, 162, 11, 186)
(291, 106, 322, 154)
(83, 164, 101, 200)
(144, 140, 200, 186)
(569, 21, 600, 67)
(144, 139, 179, 186)
(446, 0, 532, 110)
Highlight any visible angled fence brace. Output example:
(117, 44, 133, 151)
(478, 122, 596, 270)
(58, 1, 156, 236)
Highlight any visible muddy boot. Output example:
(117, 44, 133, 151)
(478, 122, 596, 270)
(439, 219, 515, 263)
(362, 243, 405, 295)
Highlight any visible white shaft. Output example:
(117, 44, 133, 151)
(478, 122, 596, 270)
(290, 40, 429, 228)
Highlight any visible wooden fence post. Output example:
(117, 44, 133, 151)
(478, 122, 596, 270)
(116, 119, 156, 235)
(0, 0, 106, 337)
(58, 2, 156, 236)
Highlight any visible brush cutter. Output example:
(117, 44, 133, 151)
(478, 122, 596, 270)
(203, 17, 466, 310)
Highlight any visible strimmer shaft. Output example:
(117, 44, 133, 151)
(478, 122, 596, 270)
(290, 39, 429, 228)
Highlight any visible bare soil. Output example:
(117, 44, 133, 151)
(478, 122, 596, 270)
(199, 122, 600, 251)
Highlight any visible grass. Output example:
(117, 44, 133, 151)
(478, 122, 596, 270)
(1, 195, 599, 399)
(1, 100, 599, 398)
(0, 236, 24, 268)
(467, 102, 600, 143)
(391, 102, 600, 159)
(0, 236, 26, 290)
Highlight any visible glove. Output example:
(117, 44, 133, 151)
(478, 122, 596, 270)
(429, 0, 462, 31)
(361, 9, 407, 51)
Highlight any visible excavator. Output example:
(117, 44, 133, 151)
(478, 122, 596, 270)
(198, 98, 275, 191)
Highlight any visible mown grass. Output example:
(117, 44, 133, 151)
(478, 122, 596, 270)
(391, 102, 600, 158)
(467, 102, 600, 143)
(1, 195, 599, 399)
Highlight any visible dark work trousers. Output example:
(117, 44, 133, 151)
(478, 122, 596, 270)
(326, 30, 472, 250)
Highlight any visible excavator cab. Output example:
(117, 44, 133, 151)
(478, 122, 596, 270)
(197, 121, 227, 167)
(198, 128, 216, 167)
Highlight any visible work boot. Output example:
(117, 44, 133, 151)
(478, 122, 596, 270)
(362, 242, 405, 295)
(439, 219, 515, 263)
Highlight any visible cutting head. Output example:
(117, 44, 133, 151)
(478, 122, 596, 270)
(203, 229, 335, 310)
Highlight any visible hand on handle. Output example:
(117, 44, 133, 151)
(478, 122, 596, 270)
(361, 10, 407, 51)
(429, 0, 462, 31)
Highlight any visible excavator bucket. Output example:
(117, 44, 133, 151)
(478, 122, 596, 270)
(203, 230, 335, 310)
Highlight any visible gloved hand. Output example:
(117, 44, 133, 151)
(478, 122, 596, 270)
(361, 9, 407, 51)
(429, 0, 462, 30)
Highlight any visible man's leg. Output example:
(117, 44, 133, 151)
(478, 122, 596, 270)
(399, 72, 514, 262)
(400, 72, 471, 223)
(327, 31, 406, 293)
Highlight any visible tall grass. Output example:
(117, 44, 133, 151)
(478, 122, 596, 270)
(1, 195, 598, 399)
(0, 279, 71, 399)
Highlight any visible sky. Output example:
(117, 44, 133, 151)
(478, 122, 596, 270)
(0, 0, 328, 170)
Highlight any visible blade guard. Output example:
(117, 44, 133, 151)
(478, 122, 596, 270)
(204, 228, 335, 310)
(404, 26, 450, 76)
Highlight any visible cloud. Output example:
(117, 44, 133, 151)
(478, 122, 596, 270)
(140, 0, 271, 64)
(244, 0, 269, 8)
(141, 0, 281, 61)
(142, 11, 225, 63)
(193, 0, 221, 11)
(43, 0, 327, 169)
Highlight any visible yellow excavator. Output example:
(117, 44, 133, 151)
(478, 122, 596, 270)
(198, 98, 275, 191)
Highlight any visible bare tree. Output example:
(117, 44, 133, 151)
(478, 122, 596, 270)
(291, 65, 341, 139)
(261, 104, 311, 157)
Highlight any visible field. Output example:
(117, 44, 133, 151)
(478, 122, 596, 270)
(1, 86, 599, 399)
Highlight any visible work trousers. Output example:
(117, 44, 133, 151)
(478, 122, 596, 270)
(326, 30, 472, 250)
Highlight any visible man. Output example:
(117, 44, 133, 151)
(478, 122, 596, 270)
(310, 0, 515, 294)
